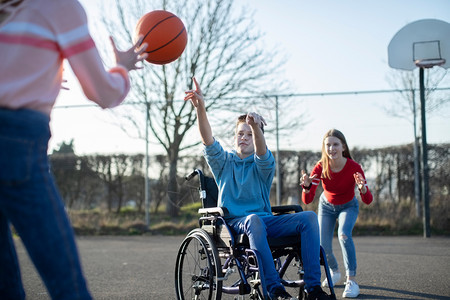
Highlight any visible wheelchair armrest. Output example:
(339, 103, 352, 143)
(198, 206, 229, 217)
(271, 205, 303, 215)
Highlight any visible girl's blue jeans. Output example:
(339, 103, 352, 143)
(227, 210, 322, 293)
(0, 108, 92, 300)
(318, 193, 359, 277)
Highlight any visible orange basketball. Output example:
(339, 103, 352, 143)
(135, 10, 187, 65)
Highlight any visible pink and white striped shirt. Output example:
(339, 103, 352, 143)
(0, 0, 130, 116)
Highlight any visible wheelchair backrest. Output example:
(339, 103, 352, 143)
(201, 176, 219, 209)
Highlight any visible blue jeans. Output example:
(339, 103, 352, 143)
(318, 193, 359, 277)
(0, 108, 92, 300)
(227, 211, 322, 293)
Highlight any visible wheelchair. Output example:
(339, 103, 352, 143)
(175, 169, 336, 300)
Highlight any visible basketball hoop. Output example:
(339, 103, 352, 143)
(415, 58, 446, 68)
(388, 19, 450, 238)
(388, 19, 450, 70)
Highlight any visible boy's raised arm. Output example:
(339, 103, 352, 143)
(184, 77, 214, 146)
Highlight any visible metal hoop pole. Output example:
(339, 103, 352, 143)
(419, 67, 430, 238)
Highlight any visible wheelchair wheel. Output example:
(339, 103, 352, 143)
(175, 229, 222, 300)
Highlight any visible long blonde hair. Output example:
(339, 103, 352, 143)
(320, 129, 352, 180)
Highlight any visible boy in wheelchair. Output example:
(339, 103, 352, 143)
(183, 77, 331, 300)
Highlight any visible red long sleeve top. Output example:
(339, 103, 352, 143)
(302, 159, 373, 205)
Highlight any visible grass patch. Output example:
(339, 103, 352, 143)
(67, 201, 449, 236)
(68, 206, 199, 236)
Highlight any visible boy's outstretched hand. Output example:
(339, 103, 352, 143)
(184, 77, 204, 107)
(246, 112, 267, 131)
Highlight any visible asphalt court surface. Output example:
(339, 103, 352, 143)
(15, 235, 450, 299)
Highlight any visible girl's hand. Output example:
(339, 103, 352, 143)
(300, 170, 317, 192)
(354, 172, 367, 194)
(184, 77, 204, 107)
(111, 35, 148, 71)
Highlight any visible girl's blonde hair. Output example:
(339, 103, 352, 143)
(320, 129, 352, 180)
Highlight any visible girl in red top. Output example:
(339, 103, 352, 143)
(301, 129, 372, 298)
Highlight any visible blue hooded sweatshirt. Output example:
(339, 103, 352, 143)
(203, 139, 276, 219)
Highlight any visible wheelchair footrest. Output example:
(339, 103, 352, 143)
(281, 279, 305, 288)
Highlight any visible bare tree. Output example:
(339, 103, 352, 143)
(96, 0, 290, 216)
(385, 68, 449, 121)
(385, 67, 450, 217)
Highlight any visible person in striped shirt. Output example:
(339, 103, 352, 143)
(301, 129, 373, 298)
(0, 0, 147, 299)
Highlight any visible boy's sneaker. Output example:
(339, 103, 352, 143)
(269, 286, 294, 300)
(322, 270, 341, 287)
(307, 286, 331, 300)
(342, 280, 360, 298)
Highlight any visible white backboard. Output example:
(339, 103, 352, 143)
(388, 19, 450, 70)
